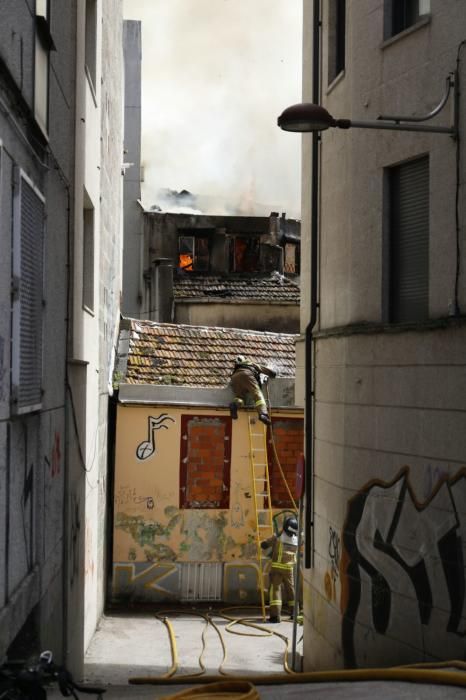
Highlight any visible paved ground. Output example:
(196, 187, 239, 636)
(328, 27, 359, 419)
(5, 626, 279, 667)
(70, 607, 466, 700)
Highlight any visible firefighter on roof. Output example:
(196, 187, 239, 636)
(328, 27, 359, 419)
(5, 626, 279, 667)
(229, 355, 276, 425)
(261, 515, 298, 623)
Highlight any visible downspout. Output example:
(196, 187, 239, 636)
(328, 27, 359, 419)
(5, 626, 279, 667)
(304, 0, 321, 569)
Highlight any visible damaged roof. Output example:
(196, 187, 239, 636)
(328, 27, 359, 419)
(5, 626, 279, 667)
(173, 274, 300, 303)
(118, 319, 297, 388)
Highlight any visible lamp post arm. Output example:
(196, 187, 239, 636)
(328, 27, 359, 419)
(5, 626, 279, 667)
(379, 73, 455, 123)
(338, 119, 456, 135)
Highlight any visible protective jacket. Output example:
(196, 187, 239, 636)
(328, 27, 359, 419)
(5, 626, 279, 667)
(261, 531, 297, 621)
(230, 362, 276, 420)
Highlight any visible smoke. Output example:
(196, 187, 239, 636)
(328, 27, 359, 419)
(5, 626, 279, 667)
(123, 0, 302, 218)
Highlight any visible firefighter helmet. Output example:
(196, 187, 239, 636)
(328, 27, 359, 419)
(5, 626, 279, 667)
(283, 515, 298, 537)
(235, 355, 246, 364)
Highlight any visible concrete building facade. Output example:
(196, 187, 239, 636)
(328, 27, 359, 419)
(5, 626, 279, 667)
(0, 0, 124, 675)
(296, 0, 466, 670)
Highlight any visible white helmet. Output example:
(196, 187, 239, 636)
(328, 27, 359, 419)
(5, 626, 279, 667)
(236, 355, 246, 364)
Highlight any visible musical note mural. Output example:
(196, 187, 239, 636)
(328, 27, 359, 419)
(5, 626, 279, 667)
(136, 414, 175, 461)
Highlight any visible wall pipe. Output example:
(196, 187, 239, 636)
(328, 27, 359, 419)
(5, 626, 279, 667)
(304, 0, 321, 569)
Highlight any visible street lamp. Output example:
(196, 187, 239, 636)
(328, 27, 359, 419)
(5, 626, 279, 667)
(278, 73, 458, 136)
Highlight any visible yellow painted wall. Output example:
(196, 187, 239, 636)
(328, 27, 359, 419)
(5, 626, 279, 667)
(112, 403, 303, 603)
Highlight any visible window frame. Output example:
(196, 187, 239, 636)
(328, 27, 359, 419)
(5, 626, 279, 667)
(82, 193, 95, 314)
(328, 0, 346, 85)
(178, 234, 210, 272)
(384, 0, 431, 40)
(228, 235, 260, 273)
(34, 0, 55, 135)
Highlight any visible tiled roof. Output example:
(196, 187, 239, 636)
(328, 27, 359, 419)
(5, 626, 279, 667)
(121, 319, 297, 388)
(173, 274, 300, 304)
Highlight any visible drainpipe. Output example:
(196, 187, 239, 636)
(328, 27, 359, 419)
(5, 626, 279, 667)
(304, 0, 321, 569)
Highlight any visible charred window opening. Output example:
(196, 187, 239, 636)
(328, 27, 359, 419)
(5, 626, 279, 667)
(178, 235, 209, 272)
(228, 236, 260, 272)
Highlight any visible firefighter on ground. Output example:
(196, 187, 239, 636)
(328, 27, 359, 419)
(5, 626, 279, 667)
(229, 355, 276, 425)
(261, 515, 298, 623)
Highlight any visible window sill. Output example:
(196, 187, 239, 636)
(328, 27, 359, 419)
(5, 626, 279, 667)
(85, 65, 98, 107)
(83, 304, 95, 317)
(326, 69, 345, 96)
(381, 14, 431, 50)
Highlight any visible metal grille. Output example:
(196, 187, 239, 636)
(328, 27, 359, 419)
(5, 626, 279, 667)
(390, 156, 429, 323)
(180, 563, 223, 601)
(16, 176, 45, 410)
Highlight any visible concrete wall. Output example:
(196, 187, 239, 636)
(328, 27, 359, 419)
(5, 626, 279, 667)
(0, 0, 76, 662)
(175, 301, 300, 333)
(70, 0, 124, 668)
(122, 20, 143, 319)
(300, 0, 466, 670)
(112, 402, 303, 604)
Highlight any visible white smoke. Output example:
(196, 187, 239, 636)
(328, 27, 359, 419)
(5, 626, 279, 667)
(123, 0, 302, 218)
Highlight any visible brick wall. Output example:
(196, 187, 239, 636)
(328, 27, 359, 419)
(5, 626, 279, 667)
(180, 415, 231, 508)
(268, 418, 304, 507)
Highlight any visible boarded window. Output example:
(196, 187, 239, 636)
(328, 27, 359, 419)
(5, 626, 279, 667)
(389, 156, 429, 323)
(180, 416, 231, 508)
(267, 418, 304, 508)
(12, 171, 45, 413)
(284, 243, 299, 274)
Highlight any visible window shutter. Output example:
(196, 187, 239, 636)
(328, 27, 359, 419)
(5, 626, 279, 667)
(12, 172, 45, 413)
(390, 156, 429, 323)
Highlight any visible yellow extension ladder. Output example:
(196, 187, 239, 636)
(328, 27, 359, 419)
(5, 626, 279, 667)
(247, 413, 274, 621)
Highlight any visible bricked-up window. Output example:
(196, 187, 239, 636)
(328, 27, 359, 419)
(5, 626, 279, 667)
(267, 418, 304, 508)
(180, 416, 231, 508)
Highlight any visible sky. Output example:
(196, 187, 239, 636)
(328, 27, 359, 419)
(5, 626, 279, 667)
(123, 0, 303, 218)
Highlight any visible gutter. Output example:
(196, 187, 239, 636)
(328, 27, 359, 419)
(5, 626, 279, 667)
(304, 0, 321, 569)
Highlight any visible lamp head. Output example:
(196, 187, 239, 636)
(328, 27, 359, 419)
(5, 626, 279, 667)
(277, 103, 337, 132)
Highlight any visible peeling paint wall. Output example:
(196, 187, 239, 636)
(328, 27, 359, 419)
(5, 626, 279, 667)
(112, 404, 303, 604)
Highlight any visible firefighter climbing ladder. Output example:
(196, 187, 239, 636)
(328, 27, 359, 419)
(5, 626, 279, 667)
(247, 414, 274, 621)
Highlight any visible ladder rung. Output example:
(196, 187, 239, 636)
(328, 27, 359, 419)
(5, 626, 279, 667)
(251, 432, 265, 437)
(255, 493, 268, 497)
(258, 524, 272, 528)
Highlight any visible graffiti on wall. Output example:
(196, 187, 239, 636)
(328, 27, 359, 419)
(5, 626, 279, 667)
(341, 466, 466, 667)
(112, 561, 262, 605)
(324, 526, 340, 602)
(116, 485, 155, 510)
(136, 414, 175, 461)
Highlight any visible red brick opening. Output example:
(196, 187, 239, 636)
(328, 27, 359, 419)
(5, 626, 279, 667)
(179, 415, 231, 508)
(267, 418, 304, 508)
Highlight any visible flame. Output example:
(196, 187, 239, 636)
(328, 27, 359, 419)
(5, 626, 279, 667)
(179, 254, 193, 271)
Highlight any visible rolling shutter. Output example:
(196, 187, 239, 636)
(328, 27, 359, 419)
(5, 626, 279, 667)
(390, 156, 429, 323)
(12, 171, 45, 413)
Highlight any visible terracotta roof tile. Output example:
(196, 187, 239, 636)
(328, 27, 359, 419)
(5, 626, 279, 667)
(173, 274, 300, 304)
(122, 319, 297, 388)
